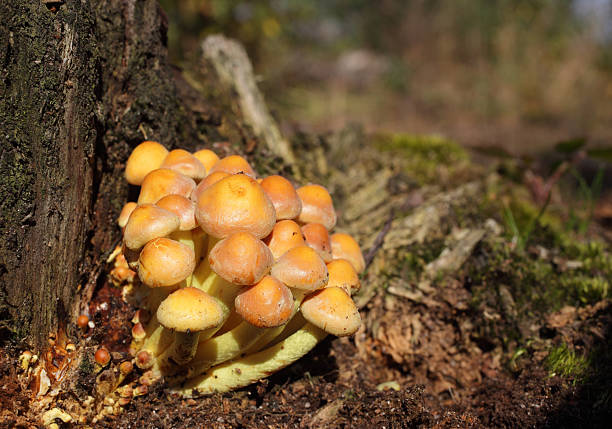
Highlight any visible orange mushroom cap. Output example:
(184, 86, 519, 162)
(138, 237, 195, 287)
(235, 276, 293, 328)
(157, 287, 224, 333)
(270, 245, 328, 291)
(95, 347, 111, 366)
(301, 223, 332, 262)
(330, 233, 365, 274)
(137, 168, 196, 205)
(260, 175, 302, 220)
(161, 149, 207, 181)
(195, 174, 276, 239)
(300, 287, 361, 337)
(156, 194, 197, 231)
(208, 155, 257, 178)
(191, 171, 230, 203)
(125, 141, 168, 185)
(209, 232, 274, 285)
(123, 204, 180, 250)
(296, 184, 337, 230)
(326, 259, 360, 295)
(117, 202, 137, 228)
(264, 220, 306, 260)
(193, 149, 220, 173)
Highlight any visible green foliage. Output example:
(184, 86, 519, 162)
(502, 196, 551, 252)
(587, 147, 612, 162)
(566, 167, 604, 234)
(560, 276, 609, 305)
(554, 138, 586, 154)
(468, 182, 612, 317)
(546, 343, 589, 382)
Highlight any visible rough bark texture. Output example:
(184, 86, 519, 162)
(0, 0, 268, 349)
(0, 0, 98, 347)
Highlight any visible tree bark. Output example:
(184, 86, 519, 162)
(0, 0, 270, 349)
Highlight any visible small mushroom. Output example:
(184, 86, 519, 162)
(94, 347, 111, 369)
(117, 202, 137, 228)
(326, 259, 360, 295)
(157, 287, 225, 364)
(270, 245, 328, 291)
(156, 194, 197, 231)
(235, 276, 293, 328)
(193, 149, 220, 172)
(195, 173, 276, 239)
(123, 204, 180, 250)
(300, 287, 361, 336)
(125, 141, 168, 185)
(330, 233, 365, 274)
(301, 223, 332, 262)
(264, 220, 306, 261)
(161, 149, 207, 181)
(208, 154, 256, 178)
(260, 175, 302, 220)
(296, 184, 337, 230)
(191, 171, 230, 202)
(208, 232, 273, 285)
(77, 314, 89, 330)
(138, 238, 195, 288)
(137, 168, 196, 204)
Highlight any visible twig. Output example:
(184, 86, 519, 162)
(364, 209, 395, 268)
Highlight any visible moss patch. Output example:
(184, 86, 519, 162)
(546, 343, 589, 382)
(374, 133, 470, 185)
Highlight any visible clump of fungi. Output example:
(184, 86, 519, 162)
(109, 141, 364, 399)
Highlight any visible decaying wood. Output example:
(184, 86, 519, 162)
(201, 35, 296, 167)
(0, 0, 98, 347)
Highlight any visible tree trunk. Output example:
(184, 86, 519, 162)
(0, 0, 276, 349)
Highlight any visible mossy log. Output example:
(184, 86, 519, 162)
(0, 0, 285, 349)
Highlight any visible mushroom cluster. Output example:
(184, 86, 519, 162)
(112, 141, 365, 397)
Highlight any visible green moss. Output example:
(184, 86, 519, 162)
(374, 133, 469, 185)
(79, 354, 94, 376)
(380, 239, 447, 286)
(560, 276, 609, 305)
(376, 133, 467, 163)
(505, 197, 564, 239)
(546, 343, 589, 382)
(469, 234, 612, 316)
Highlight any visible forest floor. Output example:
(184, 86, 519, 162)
(1, 130, 611, 428)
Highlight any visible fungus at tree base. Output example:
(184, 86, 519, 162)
(101, 142, 364, 408)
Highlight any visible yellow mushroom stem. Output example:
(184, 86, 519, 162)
(136, 315, 174, 357)
(139, 259, 239, 366)
(130, 285, 178, 356)
(154, 323, 223, 370)
(163, 294, 303, 382)
(170, 323, 327, 397)
(162, 322, 267, 380)
(169, 330, 203, 365)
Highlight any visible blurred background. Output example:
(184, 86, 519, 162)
(159, 0, 612, 156)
